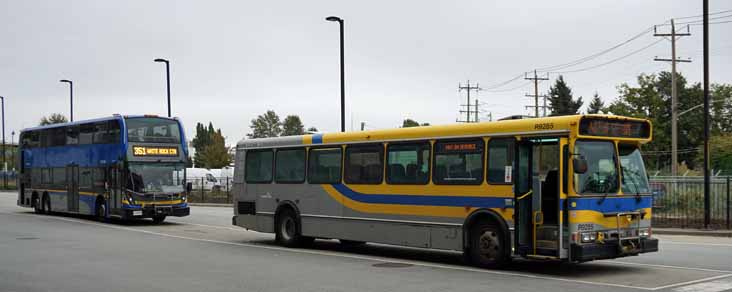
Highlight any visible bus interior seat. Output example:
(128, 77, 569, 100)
(364, 164, 382, 181)
(389, 164, 406, 182)
(405, 164, 418, 179)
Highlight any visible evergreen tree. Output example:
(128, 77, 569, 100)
(587, 93, 605, 114)
(547, 76, 583, 116)
(191, 122, 212, 167)
(39, 113, 68, 125)
(200, 129, 231, 168)
(306, 127, 318, 133)
(402, 119, 430, 127)
(281, 115, 305, 136)
(248, 110, 282, 138)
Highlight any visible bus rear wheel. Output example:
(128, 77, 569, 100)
(276, 209, 305, 247)
(467, 221, 509, 269)
(33, 195, 43, 214)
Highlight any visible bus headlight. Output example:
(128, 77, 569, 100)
(580, 232, 597, 243)
(639, 228, 651, 238)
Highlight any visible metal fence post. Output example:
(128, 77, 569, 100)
(201, 177, 205, 203)
(226, 177, 230, 203)
(726, 176, 730, 230)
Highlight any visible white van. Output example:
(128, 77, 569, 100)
(182, 168, 222, 191)
(209, 166, 234, 190)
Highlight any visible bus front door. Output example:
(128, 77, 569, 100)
(515, 138, 561, 258)
(66, 164, 79, 213)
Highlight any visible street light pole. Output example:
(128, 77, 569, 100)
(326, 16, 345, 132)
(59, 79, 73, 122)
(702, 0, 711, 229)
(154, 58, 172, 117)
(0, 96, 5, 189)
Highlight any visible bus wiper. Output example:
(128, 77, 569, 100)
(623, 166, 643, 202)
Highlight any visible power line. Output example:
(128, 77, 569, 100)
(553, 39, 664, 74)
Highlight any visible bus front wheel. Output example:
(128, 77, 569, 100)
(467, 221, 510, 269)
(95, 199, 107, 222)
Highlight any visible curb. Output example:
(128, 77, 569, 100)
(654, 228, 732, 238)
(188, 203, 231, 208)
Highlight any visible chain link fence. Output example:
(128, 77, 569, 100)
(650, 176, 731, 230)
(186, 176, 234, 204)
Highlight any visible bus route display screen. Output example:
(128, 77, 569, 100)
(579, 118, 650, 139)
(436, 141, 483, 153)
(133, 146, 179, 157)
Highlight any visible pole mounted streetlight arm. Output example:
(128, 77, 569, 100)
(59, 80, 73, 121)
(325, 16, 343, 22)
(154, 58, 172, 117)
(154, 58, 169, 63)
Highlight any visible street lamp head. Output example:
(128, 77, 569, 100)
(59, 79, 71, 83)
(325, 16, 342, 22)
(154, 58, 169, 63)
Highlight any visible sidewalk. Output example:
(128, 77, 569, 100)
(654, 228, 732, 238)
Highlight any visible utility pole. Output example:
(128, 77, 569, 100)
(475, 99, 479, 122)
(525, 70, 549, 117)
(654, 19, 691, 177)
(703, 0, 711, 229)
(458, 80, 481, 123)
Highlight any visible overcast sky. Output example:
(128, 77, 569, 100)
(1, 0, 730, 145)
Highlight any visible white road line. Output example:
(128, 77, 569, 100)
(166, 220, 244, 232)
(4, 211, 657, 291)
(606, 261, 732, 274)
(666, 274, 732, 291)
(662, 240, 732, 248)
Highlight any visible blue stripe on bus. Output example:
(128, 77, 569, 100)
(312, 134, 323, 144)
(331, 184, 510, 208)
(567, 196, 652, 213)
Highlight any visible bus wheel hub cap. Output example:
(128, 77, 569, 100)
(479, 231, 499, 259)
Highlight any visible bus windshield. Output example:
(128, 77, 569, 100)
(619, 144, 650, 194)
(128, 163, 185, 193)
(574, 141, 619, 195)
(126, 117, 181, 143)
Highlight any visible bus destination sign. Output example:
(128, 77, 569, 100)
(579, 118, 650, 139)
(438, 141, 483, 153)
(133, 146, 179, 157)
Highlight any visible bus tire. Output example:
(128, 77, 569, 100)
(152, 216, 166, 224)
(33, 193, 42, 214)
(43, 194, 51, 214)
(95, 198, 107, 222)
(275, 209, 304, 247)
(467, 221, 510, 269)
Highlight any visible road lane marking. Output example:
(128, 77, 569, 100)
(166, 220, 244, 232)
(670, 275, 732, 292)
(662, 240, 732, 248)
(606, 261, 732, 274)
(4, 211, 729, 291)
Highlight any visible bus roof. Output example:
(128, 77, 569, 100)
(21, 115, 179, 133)
(237, 114, 652, 149)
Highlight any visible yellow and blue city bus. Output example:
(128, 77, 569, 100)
(231, 114, 658, 267)
(17, 115, 191, 223)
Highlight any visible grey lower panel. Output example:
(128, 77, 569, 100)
(234, 214, 274, 233)
(301, 215, 463, 251)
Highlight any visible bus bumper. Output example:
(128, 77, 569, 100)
(571, 238, 658, 262)
(123, 204, 190, 218)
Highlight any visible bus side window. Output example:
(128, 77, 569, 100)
(386, 142, 430, 185)
(308, 148, 342, 184)
(433, 139, 484, 185)
(66, 126, 79, 145)
(345, 144, 384, 184)
(245, 150, 273, 184)
(487, 138, 515, 184)
(79, 124, 94, 144)
(275, 148, 306, 183)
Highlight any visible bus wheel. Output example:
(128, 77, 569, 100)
(468, 221, 509, 269)
(152, 216, 166, 224)
(95, 199, 107, 222)
(33, 194, 42, 214)
(276, 209, 303, 247)
(43, 194, 51, 214)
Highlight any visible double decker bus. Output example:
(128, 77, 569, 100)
(231, 114, 658, 268)
(17, 115, 191, 223)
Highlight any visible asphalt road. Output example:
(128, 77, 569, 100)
(2, 192, 732, 292)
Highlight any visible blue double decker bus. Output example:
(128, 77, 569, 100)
(17, 115, 190, 223)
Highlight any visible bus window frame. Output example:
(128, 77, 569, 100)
(385, 141, 431, 185)
(432, 138, 485, 186)
(571, 139, 621, 196)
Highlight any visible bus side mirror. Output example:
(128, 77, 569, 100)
(573, 156, 588, 174)
(186, 182, 193, 193)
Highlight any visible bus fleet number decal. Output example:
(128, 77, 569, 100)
(534, 123, 554, 130)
